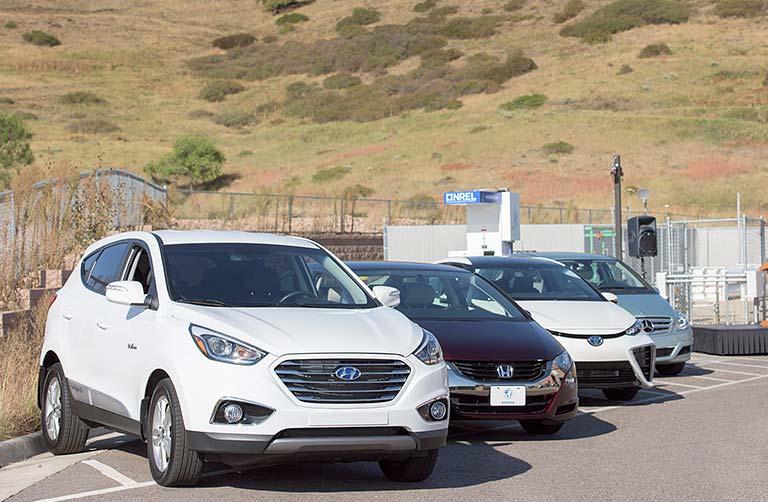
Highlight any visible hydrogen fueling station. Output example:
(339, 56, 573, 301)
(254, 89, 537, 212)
(443, 189, 521, 257)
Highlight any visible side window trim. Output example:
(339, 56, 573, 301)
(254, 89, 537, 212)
(83, 241, 132, 295)
(80, 250, 102, 288)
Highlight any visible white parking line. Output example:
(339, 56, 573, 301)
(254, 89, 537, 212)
(705, 361, 768, 370)
(82, 460, 137, 487)
(687, 375, 733, 383)
(705, 367, 764, 377)
(694, 355, 768, 364)
(654, 380, 704, 389)
(29, 481, 155, 502)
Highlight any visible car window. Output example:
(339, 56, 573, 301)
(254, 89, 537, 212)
(354, 268, 525, 321)
(87, 243, 130, 295)
(125, 246, 154, 294)
(562, 259, 649, 291)
(81, 251, 100, 285)
(163, 243, 376, 308)
(476, 264, 603, 301)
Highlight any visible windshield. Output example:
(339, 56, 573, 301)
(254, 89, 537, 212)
(163, 243, 376, 308)
(353, 268, 525, 321)
(560, 259, 651, 292)
(475, 263, 604, 301)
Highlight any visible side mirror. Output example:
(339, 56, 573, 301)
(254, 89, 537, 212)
(106, 281, 150, 307)
(602, 292, 619, 304)
(372, 285, 401, 308)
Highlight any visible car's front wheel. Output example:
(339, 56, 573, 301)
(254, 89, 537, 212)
(656, 362, 686, 376)
(602, 387, 639, 401)
(379, 449, 439, 482)
(41, 363, 89, 455)
(519, 420, 564, 435)
(147, 378, 203, 487)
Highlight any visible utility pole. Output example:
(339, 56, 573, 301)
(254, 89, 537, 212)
(611, 155, 623, 260)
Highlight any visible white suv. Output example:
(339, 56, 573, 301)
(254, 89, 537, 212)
(39, 231, 449, 486)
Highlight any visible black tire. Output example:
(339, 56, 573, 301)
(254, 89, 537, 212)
(41, 363, 89, 455)
(147, 378, 203, 487)
(657, 362, 686, 376)
(519, 420, 564, 435)
(379, 449, 439, 482)
(602, 387, 640, 401)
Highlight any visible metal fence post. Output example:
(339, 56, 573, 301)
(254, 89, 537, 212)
(666, 216, 673, 273)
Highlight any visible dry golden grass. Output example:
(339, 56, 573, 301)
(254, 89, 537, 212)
(0, 1, 767, 215)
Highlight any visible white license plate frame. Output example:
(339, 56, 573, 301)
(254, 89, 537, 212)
(490, 385, 527, 407)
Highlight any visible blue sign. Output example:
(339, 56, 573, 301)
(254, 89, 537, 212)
(443, 190, 502, 205)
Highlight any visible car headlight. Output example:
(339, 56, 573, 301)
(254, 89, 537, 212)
(676, 311, 690, 331)
(625, 320, 643, 336)
(190, 324, 267, 365)
(413, 330, 443, 366)
(553, 350, 573, 373)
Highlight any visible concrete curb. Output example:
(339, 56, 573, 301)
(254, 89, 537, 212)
(0, 431, 46, 468)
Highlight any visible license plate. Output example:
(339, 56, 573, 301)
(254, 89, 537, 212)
(490, 386, 526, 406)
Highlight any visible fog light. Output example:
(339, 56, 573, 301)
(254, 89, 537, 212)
(429, 401, 447, 421)
(223, 403, 243, 424)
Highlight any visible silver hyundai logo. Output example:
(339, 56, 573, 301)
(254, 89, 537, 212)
(496, 364, 514, 379)
(334, 366, 362, 381)
(641, 320, 654, 332)
(587, 336, 604, 347)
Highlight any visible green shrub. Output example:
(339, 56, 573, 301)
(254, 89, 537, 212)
(22, 30, 60, 47)
(0, 113, 34, 186)
(469, 125, 490, 134)
(553, 0, 586, 23)
(262, 0, 313, 14)
(336, 8, 381, 31)
(213, 111, 257, 128)
(323, 73, 362, 89)
(66, 119, 120, 134)
(0, 97, 14, 105)
(617, 64, 634, 74)
(312, 165, 351, 183)
(238, 150, 254, 157)
(414, 0, 437, 13)
(500, 93, 548, 111)
(560, 0, 690, 41)
(58, 91, 105, 105)
(187, 109, 214, 119)
(276, 13, 309, 25)
(199, 80, 245, 102)
(639, 43, 671, 58)
(583, 31, 613, 44)
(503, 0, 526, 12)
(255, 101, 280, 116)
(714, 0, 767, 18)
(4, 21, 17, 29)
(144, 135, 225, 187)
(212, 33, 256, 50)
(542, 141, 575, 154)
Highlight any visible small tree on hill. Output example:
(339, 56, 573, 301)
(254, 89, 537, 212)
(0, 113, 34, 188)
(144, 135, 224, 188)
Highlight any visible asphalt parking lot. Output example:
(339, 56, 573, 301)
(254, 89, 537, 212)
(2, 353, 767, 502)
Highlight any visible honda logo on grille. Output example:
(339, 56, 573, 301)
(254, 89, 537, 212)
(496, 364, 514, 379)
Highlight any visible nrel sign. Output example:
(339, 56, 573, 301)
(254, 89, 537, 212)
(443, 190, 502, 205)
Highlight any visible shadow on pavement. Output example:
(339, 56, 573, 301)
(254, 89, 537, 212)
(673, 363, 714, 377)
(449, 411, 616, 442)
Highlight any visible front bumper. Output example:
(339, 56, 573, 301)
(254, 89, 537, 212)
(447, 361, 578, 423)
(652, 327, 693, 365)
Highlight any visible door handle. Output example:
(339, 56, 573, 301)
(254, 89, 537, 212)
(62, 311, 73, 320)
(96, 321, 109, 331)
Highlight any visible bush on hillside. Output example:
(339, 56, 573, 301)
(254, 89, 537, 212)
(0, 113, 34, 187)
(276, 13, 309, 25)
(187, 109, 214, 119)
(212, 33, 256, 49)
(144, 135, 224, 187)
(617, 64, 634, 74)
(213, 110, 257, 128)
(553, 0, 586, 23)
(22, 30, 60, 46)
(323, 73, 362, 89)
(312, 165, 351, 183)
(499, 93, 548, 111)
(262, 0, 313, 14)
(66, 119, 120, 134)
(503, 0, 526, 11)
(4, 21, 17, 29)
(638, 43, 671, 58)
(0, 97, 15, 105)
(437, 16, 504, 39)
(714, 0, 768, 18)
(560, 0, 690, 41)
(199, 80, 245, 102)
(414, 0, 437, 12)
(58, 91, 105, 105)
(543, 141, 575, 154)
(336, 8, 382, 31)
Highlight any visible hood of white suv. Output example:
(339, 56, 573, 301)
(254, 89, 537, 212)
(171, 304, 423, 356)
(516, 300, 637, 336)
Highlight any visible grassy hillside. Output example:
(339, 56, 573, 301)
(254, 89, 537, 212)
(1, 0, 768, 216)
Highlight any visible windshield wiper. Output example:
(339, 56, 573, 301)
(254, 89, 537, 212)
(176, 298, 232, 307)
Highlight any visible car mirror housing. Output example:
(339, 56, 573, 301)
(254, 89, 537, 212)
(106, 281, 150, 307)
(372, 285, 401, 308)
(601, 291, 619, 304)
